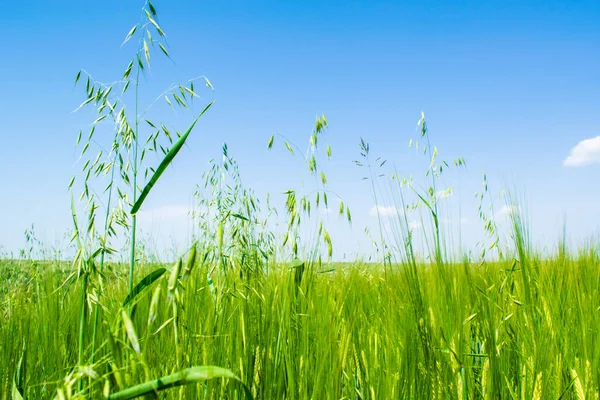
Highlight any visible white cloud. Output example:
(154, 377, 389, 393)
(494, 205, 517, 221)
(370, 205, 399, 217)
(381, 219, 421, 232)
(564, 136, 600, 167)
(408, 220, 421, 230)
(438, 217, 469, 225)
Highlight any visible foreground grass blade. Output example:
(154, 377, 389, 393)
(131, 101, 213, 215)
(107, 366, 253, 400)
(12, 344, 25, 400)
(122, 267, 167, 308)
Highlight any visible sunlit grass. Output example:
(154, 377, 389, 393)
(2, 246, 600, 398)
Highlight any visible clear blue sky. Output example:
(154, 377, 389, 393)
(1, 0, 599, 260)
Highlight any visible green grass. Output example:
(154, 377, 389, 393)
(2, 248, 600, 398)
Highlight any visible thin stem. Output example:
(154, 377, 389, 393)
(367, 155, 387, 275)
(77, 270, 89, 391)
(91, 150, 118, 364)
(424, 125, 441, 265)
(129, 63, 141, 298)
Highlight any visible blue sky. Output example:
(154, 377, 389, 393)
(1, 0, 599, 260)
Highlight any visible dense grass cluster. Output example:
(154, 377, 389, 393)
(2, 245, 600, 398)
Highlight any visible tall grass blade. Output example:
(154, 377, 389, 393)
(11, 344, 25, 400)
(107, 366, 253, 399)
(131, 101, 213, 215)
(122, 267, 167, 308)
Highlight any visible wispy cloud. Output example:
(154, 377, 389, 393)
(494, 205, 517, 221)
(381, 219, 421, 232)
(407, 217, 468, 230)
(564, 136, 600, 167)
(370, 205, 399, 217)
(408, 220, 421, 230)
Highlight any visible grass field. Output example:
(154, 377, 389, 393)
(2, 240, 600, 399)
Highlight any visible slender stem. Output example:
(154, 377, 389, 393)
(173, 301, 180, 369)
(424, 126, 441, 265)
(367, 155, 387, 275)
(91, 168, 117, 365)
(129, 64, 141, 298)
(77, 270, 89, 391)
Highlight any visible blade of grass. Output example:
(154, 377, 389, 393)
(107, 366, 253, 400)
(122, 267, 166, 308)
(131, 101, 213, 215)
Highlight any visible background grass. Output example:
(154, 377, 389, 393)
(1, 246, 599, 398)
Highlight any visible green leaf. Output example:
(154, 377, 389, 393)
(74, 70, 81, 86)
(131, 101, 213, 215)
(290, 258, 305, 286)
(121, 310, 140, 354)
(122, 268, 167, 308)
(107, 366, 253, 400)
(267, 135, 274, 149)
(12, 344, 25, 400)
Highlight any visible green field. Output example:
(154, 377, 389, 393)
(2, 243, 600, 399)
